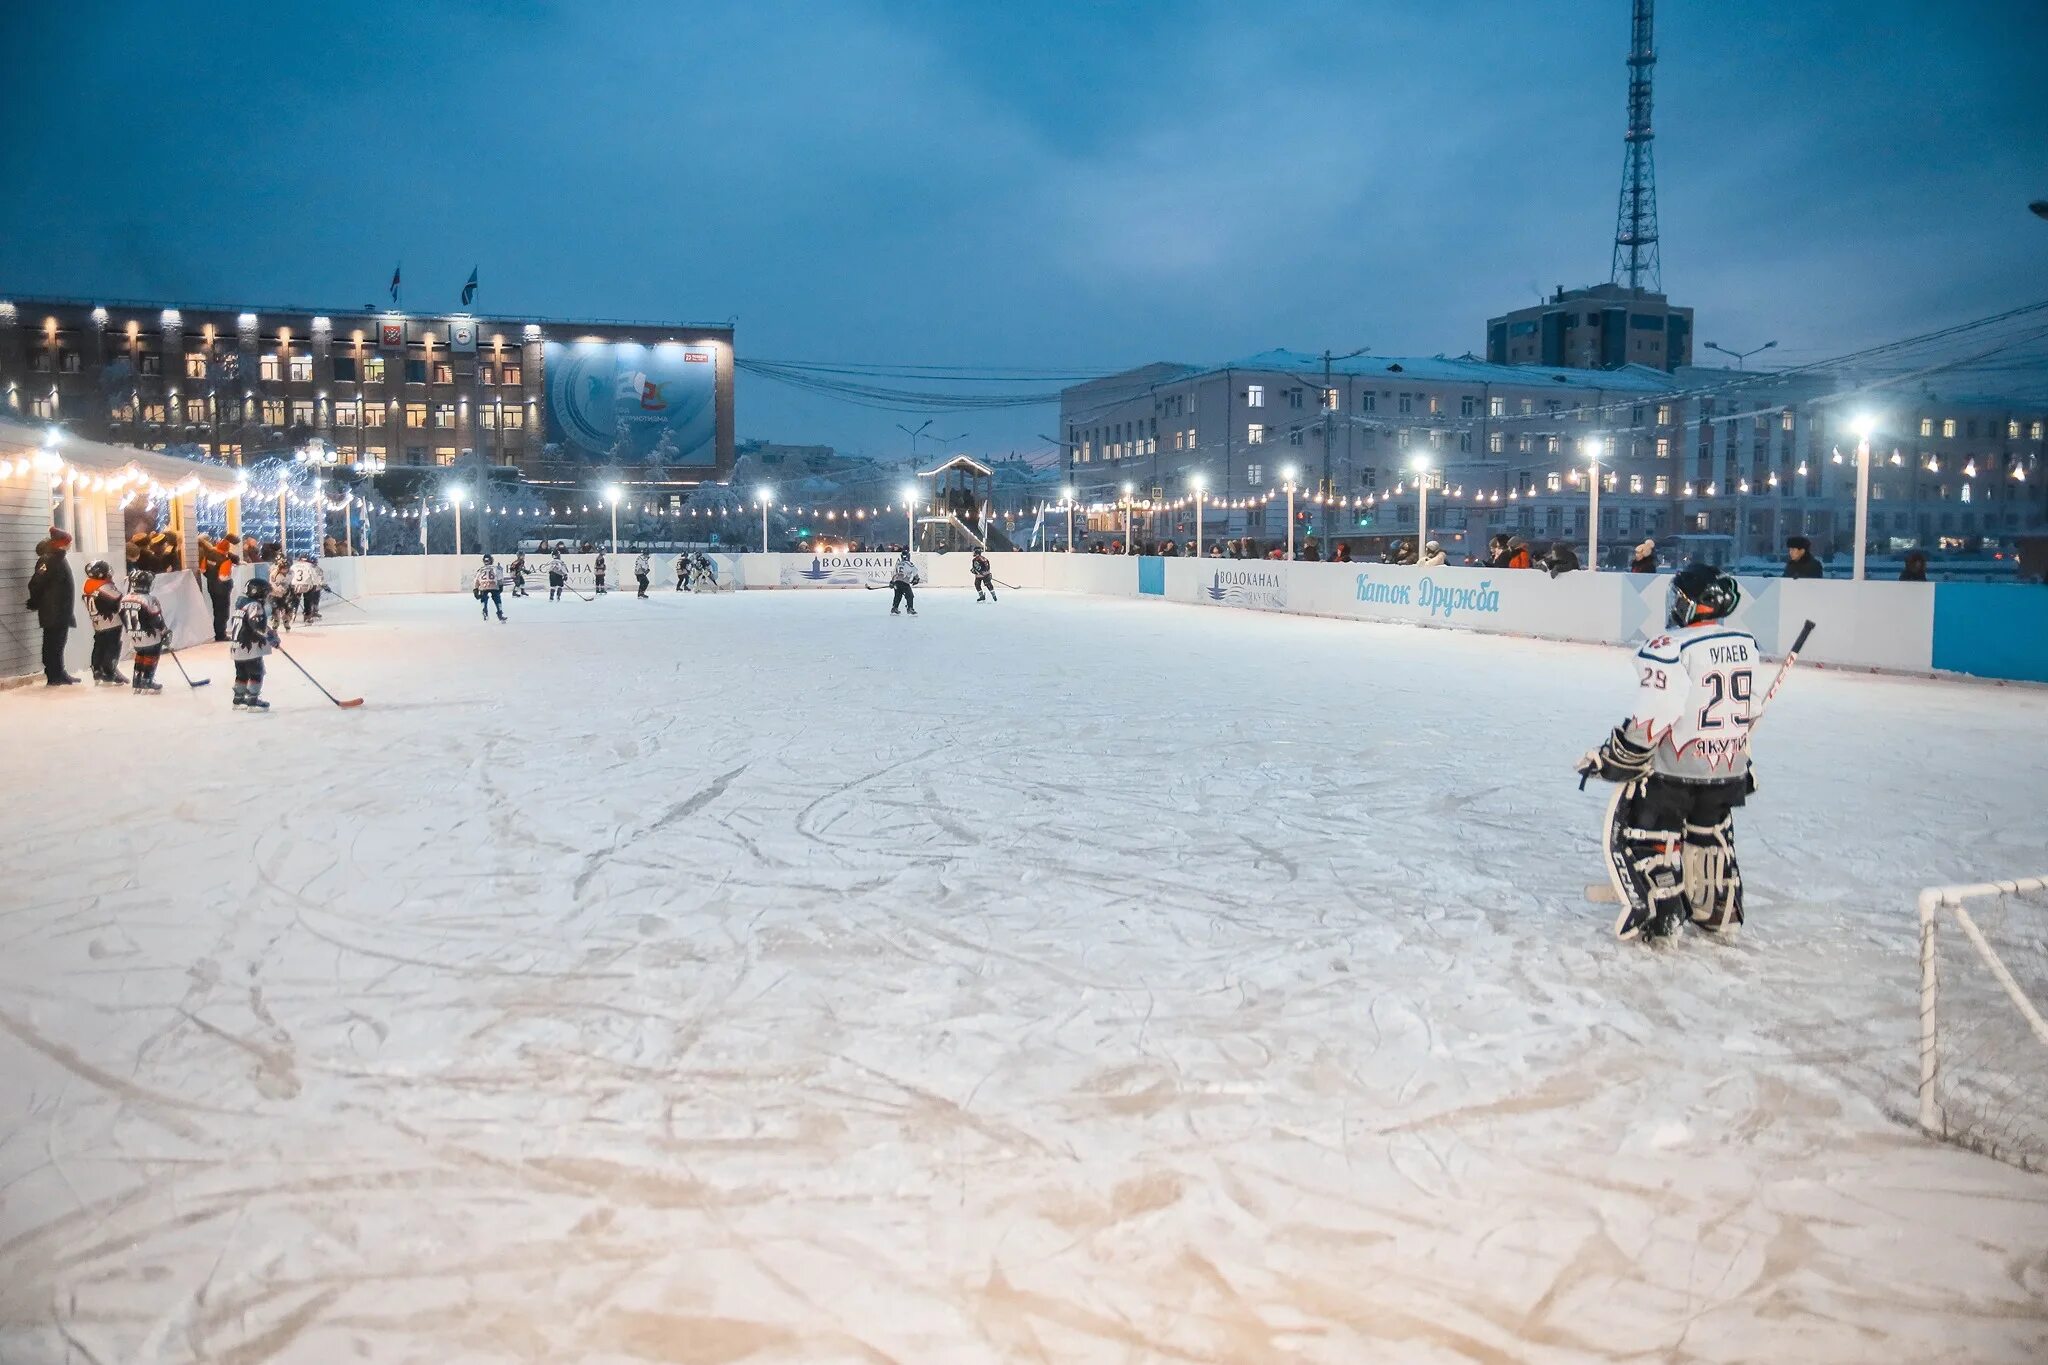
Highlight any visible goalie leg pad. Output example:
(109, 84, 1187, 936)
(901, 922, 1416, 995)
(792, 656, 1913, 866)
(1683, 814, 1743, 930)
(1604, 782, 1687, 940)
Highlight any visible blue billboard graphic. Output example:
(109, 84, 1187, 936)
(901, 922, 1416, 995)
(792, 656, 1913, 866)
(543, 340, 717, 465)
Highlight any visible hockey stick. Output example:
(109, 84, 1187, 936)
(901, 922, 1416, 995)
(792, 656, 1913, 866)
(1583, 619, 1816, 903)
(274, 644, 364, 708)
(320, 586, 369, 614)
(163, 645, 211, 689)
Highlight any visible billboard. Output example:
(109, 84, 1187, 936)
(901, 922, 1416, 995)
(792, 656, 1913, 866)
(543, 340, 717, 465)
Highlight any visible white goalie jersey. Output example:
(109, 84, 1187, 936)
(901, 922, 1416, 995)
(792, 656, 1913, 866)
(1625, 623, 1760, 783)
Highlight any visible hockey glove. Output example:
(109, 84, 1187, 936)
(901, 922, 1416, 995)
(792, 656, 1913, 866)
(1576, 723, 1653, 784)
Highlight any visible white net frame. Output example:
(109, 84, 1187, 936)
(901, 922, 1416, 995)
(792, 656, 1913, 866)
(1916, 876, 2048, 1172)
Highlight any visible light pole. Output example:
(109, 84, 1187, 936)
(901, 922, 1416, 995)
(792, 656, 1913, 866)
(450, 484, 465, 556)
(1120, 482, 1133, 553)
(418, 495, 428, 554)
(1282, 463, 1299, 561)
(901, 483, 919, 551)
(1190, 472, 1207, 557)
(895, 419, 932, 462)
(604, 484, 622, 555)
(1062, 486, 1075, 553)
(1409, 455, 1431, 562)
(756, 485, 774, 553)
(1582, 437, 1603, 570)
(1704, 339, 1778, 369)
(1852, 414, 1876, 582)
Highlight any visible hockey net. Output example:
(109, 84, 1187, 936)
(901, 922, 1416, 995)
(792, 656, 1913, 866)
(1916, 876, 2048, 1172)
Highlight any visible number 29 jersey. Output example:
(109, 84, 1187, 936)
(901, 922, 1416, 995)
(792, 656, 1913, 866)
(1626, 623, 1759, 784)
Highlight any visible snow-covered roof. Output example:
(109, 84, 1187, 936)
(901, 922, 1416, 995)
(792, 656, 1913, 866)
(0, 416, 244, 496)
(1210, 349, 1682, 394)
(919, 454, 994, 477)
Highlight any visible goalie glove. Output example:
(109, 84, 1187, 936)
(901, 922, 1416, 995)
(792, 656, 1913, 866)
(1575, 722, 1653, 784)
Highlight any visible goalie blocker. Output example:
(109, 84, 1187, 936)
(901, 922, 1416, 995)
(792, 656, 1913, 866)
(1577, 563, 1764, 942)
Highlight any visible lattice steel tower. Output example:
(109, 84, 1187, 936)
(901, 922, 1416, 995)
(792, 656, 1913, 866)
(1610, 0, 1661, 294)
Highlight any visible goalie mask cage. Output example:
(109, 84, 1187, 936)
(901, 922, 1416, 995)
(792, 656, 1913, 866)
(1916, 876, 2048, 1172)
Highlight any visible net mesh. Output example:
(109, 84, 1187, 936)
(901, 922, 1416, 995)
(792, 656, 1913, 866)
(1920, 879, 2048, 1173)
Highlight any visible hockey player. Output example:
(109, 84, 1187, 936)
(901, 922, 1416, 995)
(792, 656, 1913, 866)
(889, 550, 919, 616)
(693, 552, 716, 591)
(229, 575, 280, 709)
(119, 569, 170, 694)
(509, 551, 529, 597)
(594, 550, 608, 595)
(547, 550, 568, 601)
(674, 551, 690, 592)
(271, 551, 298, 630)
(474, 554, 507, 621)
(1576, 563, 1757, 941)
(971, 548, 997, 602)
(81, 560, 129, 685)
(633, 551, 651, 598)
(294, 553, 325, 621)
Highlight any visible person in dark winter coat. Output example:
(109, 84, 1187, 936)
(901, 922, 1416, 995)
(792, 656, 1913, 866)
(1545, 542, 1581, 577)
(1783, 536, 1824, 579)
(24, 527, 79, 685)
(1487, 534, 1513, 569)
(1900, 551, 1929, 582)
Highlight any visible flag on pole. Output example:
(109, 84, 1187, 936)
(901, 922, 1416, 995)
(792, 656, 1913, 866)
(389, 264, 402, 303)
(461, 267, 478, 307)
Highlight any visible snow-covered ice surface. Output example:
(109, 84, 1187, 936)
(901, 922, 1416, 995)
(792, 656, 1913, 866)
(2, 588, 2045, 1364)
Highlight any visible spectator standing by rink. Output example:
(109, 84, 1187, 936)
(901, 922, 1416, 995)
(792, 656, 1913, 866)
(1783, 536, 1824, 579)
(1545, 541, 1580, 576)
(80, 558, 127, 685)
(1631, 537, 1658, 574)
(1420, 540, 1448, 568)
(1901, 551, 1929, 582)
(119, 569, 169, 694)
(229, 575, 279, 710)
(197, 533, 237, 641)
(889, 550, 919, 616)
(633, 551, 651, 598)
(547, 550, 568, 601)
(593, 550, 608, 595)
(474, 554, 506, 621)
(25, 526, 78, 686)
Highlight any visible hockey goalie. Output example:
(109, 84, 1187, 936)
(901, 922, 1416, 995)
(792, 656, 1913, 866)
(1577, 564, 1759, 941)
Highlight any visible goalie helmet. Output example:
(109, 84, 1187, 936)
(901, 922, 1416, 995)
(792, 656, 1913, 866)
(1670, 562, 1740, 627)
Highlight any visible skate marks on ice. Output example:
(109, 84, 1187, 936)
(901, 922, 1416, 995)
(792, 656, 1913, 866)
(2, 593, 2047, 1362)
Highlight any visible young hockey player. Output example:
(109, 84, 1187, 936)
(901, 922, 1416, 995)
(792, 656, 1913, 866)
(271, 551, 299, 630)
(693, 552, 716, 591)
(508, 551, 529, 597)
(593, 550, 608, 595)
(674, 551, 690, 592)
(634, 551, 651, 598)
(81, 559, 129, 685)
(474, 554, 507, 621)
(230, 575, 280, 709)
(293, 553, 325, 621)
(119, 569, 170, 694)
(889, 550, 919, 616)
(971, 548, 997, 602)
(547, 550, 568, 601)
(1576, 563, 1757, 941)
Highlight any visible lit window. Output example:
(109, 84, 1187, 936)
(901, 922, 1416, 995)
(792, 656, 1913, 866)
(1654, 476, 1670, 495)
(363, 401, 387, 425)
(501, 364, 521, 385)
(184, 399, 205, 423)
(262, 399, 285, 426)
(363, 358, 386, 383)
(1545, 435, 1560, 454)
(291, 400, 314, 426)
(2010, 420, 2022, 439)
(1247, 423, 1265, 444)
(432, 403, 456, 428)
(289, 354, 312, 382)
(1428, 395, 1441, 415)
(1546, 472, 1562, 492)
(405, 402, 427, 428)
(260, 354, 281, 382)
(1920, 418, 1934, 437)
(1629, 474, 1643, 493)
(1656, 404, 1673, 426)
(1488, 432, 1503, 454)
(31, 394, 56, 418)
(1517, 435, 1532, 454)
(143, 401, 167, 424)
(1322, 388, 1337, 411)
(1246, 385, 1264, 408)
(185, 354, 207, 379)
(1489, 396, 1505, 418)
(334, 400, 358, 426)
(433, 363, 453, 385)
(500, 408, 524, 431)
(434, 447, 458, 466)
(1655, 437, 1671, 460)
(1781, 410, 1795, 432)
(1942, 419, 1956, 438)
(2033, 422, 2045, 440)
(1246, 463, 1262, 484)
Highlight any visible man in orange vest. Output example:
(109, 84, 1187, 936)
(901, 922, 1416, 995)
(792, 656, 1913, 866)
(196, 533, 239, 641)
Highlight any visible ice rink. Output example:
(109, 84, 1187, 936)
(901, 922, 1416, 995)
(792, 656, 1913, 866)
(2, 584, 2045, 1364)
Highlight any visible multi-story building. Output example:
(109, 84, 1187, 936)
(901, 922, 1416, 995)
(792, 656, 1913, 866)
(1059, 351, 2047, 564)
(1487, 283, 1693, 371)
(0, 295, 735, 487)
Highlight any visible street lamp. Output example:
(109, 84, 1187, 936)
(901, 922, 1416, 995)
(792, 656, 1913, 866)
(756, 484, 774, 552)
(1582, 437, 1604, 570)
(1282, 463, 1299, 561)
(901, 483, 919, 551)
(604, 484, 622, 555)
(1190, 472, 1207, 558)
(1851, 414, 1877, 581)
(1120, 482, 1133, 554)
(1409, 455, 1432, 562)
(449, 484, 467, 556)
(1061, 486, 1076, 553)
(1704, 339, 1778, 369)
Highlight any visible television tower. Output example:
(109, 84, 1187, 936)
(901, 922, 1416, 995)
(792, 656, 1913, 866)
(1609, 0, 1661, 294)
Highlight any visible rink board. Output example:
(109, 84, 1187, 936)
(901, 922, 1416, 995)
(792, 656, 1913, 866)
(204, 550, 2048, 687)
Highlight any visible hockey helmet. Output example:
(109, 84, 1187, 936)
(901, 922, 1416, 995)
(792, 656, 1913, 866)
(84, 559, 111, 580)
(482, 553, 495, 564)
(128, 569, 154, 592)
(246, 575, 272, 597)
(1670, 562, 1740, 626)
